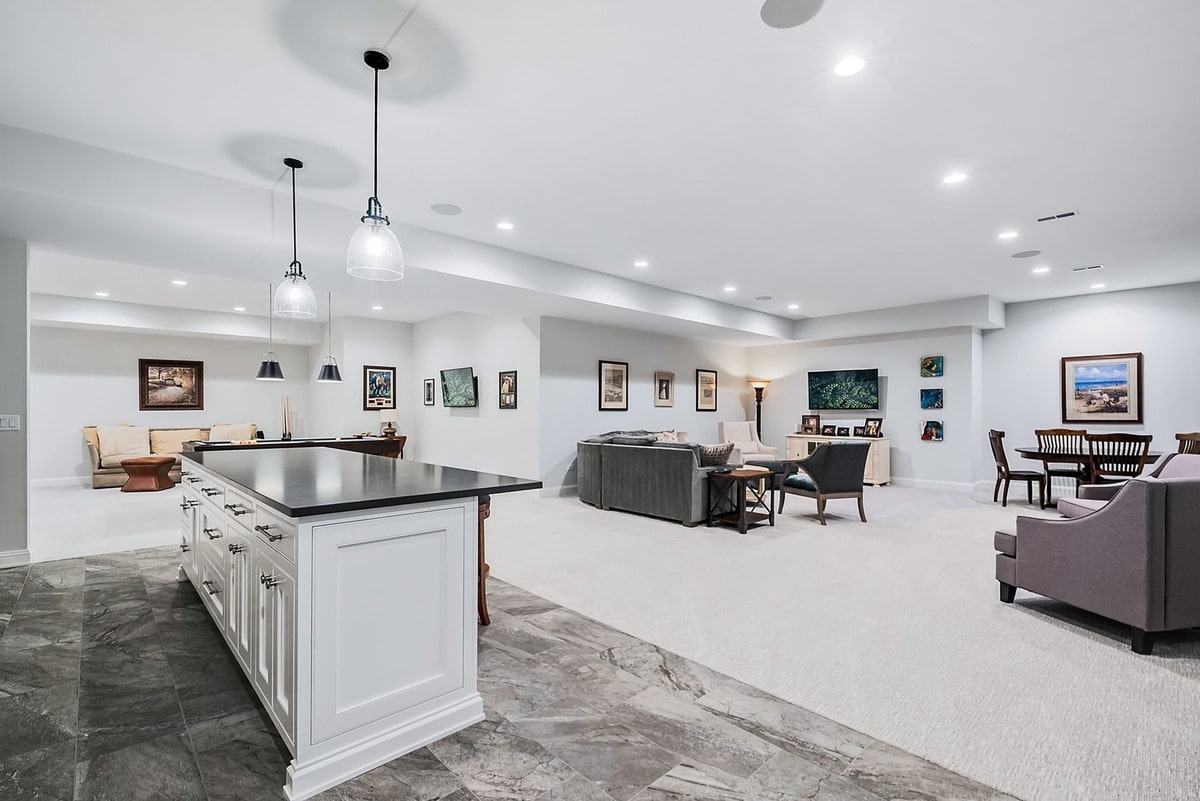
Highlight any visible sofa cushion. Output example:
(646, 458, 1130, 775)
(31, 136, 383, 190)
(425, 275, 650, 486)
(994, 530, 1017, 557)
(96, 425, 150, 468)
(1057, 497, 1107, 519)
(783, 471, 818, 492)
(698, 443, 735, 467)
(150, 428, 205, 455)
(210, 423, 255, 441)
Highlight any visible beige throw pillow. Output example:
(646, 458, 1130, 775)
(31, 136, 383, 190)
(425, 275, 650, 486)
(96, 425, 151, 468)
(655, 430, 679, 443)
(150, 428, 205, 455)
(209, 423, 255, 441)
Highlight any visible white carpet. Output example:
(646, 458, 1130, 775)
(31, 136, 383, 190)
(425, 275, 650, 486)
(485, 486, 1200, 801)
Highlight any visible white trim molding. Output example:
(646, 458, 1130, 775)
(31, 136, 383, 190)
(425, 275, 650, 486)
(0, 549, 31, 569)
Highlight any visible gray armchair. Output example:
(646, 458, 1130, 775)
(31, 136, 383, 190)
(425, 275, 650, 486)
(995, 475, 1200, 654)
(778, 442, 870, 525)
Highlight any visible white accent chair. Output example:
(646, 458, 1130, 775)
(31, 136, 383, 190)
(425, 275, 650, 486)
(718, 421, 780, 466)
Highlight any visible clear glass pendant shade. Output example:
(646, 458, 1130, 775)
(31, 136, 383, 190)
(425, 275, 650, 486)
(273, 273, 318, 318)
(346, 216, 404, 280)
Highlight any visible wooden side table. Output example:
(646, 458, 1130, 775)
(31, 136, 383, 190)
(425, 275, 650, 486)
(120, 456, 177, 492)
(707, 469, 775, 534)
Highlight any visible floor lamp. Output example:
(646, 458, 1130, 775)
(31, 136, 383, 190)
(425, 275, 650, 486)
(749, 380, 770, 439)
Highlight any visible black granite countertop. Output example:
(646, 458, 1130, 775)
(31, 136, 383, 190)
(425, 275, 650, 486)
(182, 449, 541, 517)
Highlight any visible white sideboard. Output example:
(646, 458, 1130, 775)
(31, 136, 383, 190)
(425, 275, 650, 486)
(784, 434, 891, 486)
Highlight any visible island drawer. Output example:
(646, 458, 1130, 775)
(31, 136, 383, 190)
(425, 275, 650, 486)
(223, 486, 255, 521)
(254, 505, 297, 565)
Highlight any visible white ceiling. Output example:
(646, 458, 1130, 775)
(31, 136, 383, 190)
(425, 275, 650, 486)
(2, 0, 1199, 340)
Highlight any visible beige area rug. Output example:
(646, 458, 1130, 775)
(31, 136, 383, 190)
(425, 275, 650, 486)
(486, 486, 1200, 801)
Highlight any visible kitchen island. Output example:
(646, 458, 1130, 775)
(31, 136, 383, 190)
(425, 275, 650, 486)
(177, 448, 541, 800)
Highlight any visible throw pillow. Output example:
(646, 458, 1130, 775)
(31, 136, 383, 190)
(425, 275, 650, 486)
(96, 425, 151, 468)
(655, 430, 679, 443)
(698, 442, 735, 467)
(150, 428, 205, 455)
(210, 422, 255, 441)
(612, 435, 657, 446)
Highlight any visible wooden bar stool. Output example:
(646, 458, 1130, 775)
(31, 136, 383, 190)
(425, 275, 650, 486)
(477, 494, 492, 625)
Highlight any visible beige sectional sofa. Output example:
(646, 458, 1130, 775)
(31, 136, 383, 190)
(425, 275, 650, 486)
(83, 423, 257, 488)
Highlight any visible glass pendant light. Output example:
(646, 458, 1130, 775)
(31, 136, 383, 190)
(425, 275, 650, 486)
(274, 157, 318, 318)
(347, 49, 404, 281)
(316, 292, 343, 383)
(256, 283, 286, 381)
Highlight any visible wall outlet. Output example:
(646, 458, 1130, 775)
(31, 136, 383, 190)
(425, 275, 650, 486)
(0, 415, 20, 431)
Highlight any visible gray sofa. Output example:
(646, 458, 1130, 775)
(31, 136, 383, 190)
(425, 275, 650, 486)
(995, 471, 1200, 654)
(578, 433, 726, 526)
(1057, 453, 1200, 518)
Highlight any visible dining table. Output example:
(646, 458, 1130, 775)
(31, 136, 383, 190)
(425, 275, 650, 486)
(1015, 446, 1163, 485)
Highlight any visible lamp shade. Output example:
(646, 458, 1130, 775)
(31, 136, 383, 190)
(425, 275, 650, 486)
(256, 354, 285, 381)
(274, 275, 318, 318)
(347, 216, 404, 281)
(378, 408, 399, 424)
(316, 358, 342, 383)
(748, 379, 771, 390)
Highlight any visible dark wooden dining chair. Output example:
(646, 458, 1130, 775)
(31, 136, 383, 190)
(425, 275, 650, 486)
(1177, 432, 1200, 454)
(1085, 432, 1153, 483)
(989, 430, 1045, 508)
(1034, 428, 1087, 506)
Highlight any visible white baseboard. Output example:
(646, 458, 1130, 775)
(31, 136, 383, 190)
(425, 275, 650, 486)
(0, 549, 31, 569)
(31, 476, 90, 488)
(538, 484, 577, 498)
(888, 477, 973, 493)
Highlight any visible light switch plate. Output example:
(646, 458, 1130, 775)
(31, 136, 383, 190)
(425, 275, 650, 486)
(0, 415, 20, 431)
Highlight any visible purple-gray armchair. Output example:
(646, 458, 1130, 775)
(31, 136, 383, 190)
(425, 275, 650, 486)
(994, 469, 1200, 654)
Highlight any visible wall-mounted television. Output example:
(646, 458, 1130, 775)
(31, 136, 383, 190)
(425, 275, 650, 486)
(808, 369, 879, 410)
(440, 367, 478, 408)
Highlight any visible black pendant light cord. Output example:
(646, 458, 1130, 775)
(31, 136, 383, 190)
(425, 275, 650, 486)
(287, 164, 304, 279)
(362, 62, 389, 225)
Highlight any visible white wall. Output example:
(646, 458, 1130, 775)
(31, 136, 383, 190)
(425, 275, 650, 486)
(0, 237, 30, 561)
(747, 328, 979, 488)
(982, 282, 1200, 477)
(411, 313, 540, 479)
(30, 326, 314, 482)
(539, 317, 749, 491)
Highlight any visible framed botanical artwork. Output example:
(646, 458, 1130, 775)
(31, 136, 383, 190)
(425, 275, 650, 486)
(920, 388, 944, 409)
(599, 360, 629, 411)
(864, 417, 884, 437)
(820, 424, 837, 436)
(921, 420, 944, 442)
(139, 359, 203, 411)
(800, 414, 821, 434)
(853, 425, 867, 437)
(499, 371, 518, 410)
(920, 355, 944, 377)
(696, 369, 718, 412)
(1061, 352, 1143, 424)
(423, 378, 435, 406)
(654, 371, 675, 407)
(836, 426, 850, 437)
(363, 365, 396, 410)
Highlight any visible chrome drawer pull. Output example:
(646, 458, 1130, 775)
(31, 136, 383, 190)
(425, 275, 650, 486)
(254, 524, 284, 542)
(203, 527, 221, 540)
(228, 543, 245, 554)
(223, 504, 250, 516)
(179, 543, 189, 553)
(201, 579, 219, 596)
(179, 500, 199, 510)
(201, 487, 221, 496)
(259, 572, 278, 589)
(186, 476, 202, 484)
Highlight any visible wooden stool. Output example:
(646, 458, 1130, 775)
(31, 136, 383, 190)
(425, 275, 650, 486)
(120, 456, 177, 492)
(478, 494, 492, 625)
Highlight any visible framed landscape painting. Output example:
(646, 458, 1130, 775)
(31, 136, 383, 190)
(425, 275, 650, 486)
(654, 371, 674, 407)
(139, 359, 203, 411)
(363, 365, 396, 410)
(599, 360, 629, 411)
(696, 369, 718, 412)
(1061, 352, 1143, 424)
(499, 370, 518, 410)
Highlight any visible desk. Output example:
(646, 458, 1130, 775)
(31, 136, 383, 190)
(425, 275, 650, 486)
(707, 469, 775, 534)
(1015, 446, 1162, 484)
(186, 436, 405, 459)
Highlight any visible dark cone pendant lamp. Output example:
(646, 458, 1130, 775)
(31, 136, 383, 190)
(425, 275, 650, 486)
(316, 292, 343, 383)
(274, 157, 318, 318)
(346, 49, 404, 281)
(256, 284, 285, 381)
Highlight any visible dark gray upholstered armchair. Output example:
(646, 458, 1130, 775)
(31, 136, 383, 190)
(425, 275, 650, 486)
(778, 442, 870, 525)
(994, 473, 1200, 654)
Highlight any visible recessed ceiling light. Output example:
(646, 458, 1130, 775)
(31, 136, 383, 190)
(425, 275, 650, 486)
(787, 303, 800, 310)
(496, 222, 514, 230)
(93, 291, 109, 297)
(834, 57, 865, 77)
(1090, 283, 1106, 290)
(371, 305, 383, 311)
(723, 285, 737, 292)
(233, 306, 246, 312)
(998, 231, 1018, 240)
(172, 280, 187, 286)
(1031, 266, 1051, 274)
(633, 260, 649, 268)
(942, 172, 967, 184)
(431, 203, 462, 216)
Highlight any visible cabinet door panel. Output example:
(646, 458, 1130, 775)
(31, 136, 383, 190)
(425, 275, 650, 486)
(225, 531, 253, 670)
(251, 547, 275, 702)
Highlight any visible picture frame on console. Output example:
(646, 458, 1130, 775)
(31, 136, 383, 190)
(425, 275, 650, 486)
(800, 414, 820, 434)
(599, 360, 629, 411)
(423, 378, 435, 406)
(499, 371, 518, 410)
(864, 417, 883, 437)
(654, 371, 675, 407)
(138, 359, 204, 411)
(696, 369, 718, 412)
(853, 425, 867, 437)
(836, 426, 850, 437)
(1061, 352, 1143, 424)
(821, 424, 836, 436)
(363, 365, 396, 410)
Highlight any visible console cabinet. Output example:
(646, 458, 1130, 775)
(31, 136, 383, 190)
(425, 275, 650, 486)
(785, 434, 891, 486)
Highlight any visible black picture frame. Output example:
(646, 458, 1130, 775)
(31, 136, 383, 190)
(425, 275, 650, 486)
(820, 424, 836, 436)
(599, 360, 629, 411)
(138, 359, 204, 411)
(853, 425, 867, 437)
(696, 369, 718, 412)
(423, 378, 435, 406)
(1061, 352, 1144, 424)
(499, 370, 517, 410)
(864, 417, 884, 437)
(800, 414, 821, 434)
(836, 427, 850, 437)
(363, 365, 397, 410)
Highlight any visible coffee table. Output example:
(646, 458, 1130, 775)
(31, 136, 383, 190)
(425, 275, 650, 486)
(707, 468, 775, 533)
(120, 455, 177, 492)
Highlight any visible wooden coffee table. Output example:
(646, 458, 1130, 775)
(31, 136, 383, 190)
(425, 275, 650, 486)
(707, 468, 775, 534)
(120, 456, 177, 492)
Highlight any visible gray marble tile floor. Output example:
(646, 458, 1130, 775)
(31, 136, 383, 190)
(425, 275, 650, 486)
(0, 549, 1021, 801)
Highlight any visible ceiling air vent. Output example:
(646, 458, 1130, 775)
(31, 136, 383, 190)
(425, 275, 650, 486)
(1070, 264, 1104, 272)
(1037, 210, 1078, 222)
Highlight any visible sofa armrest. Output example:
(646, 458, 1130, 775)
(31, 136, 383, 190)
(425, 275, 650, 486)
(1077, 483, 1123, 501)
(86, 441, 102, 472)
(756, 444, 779, 458)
